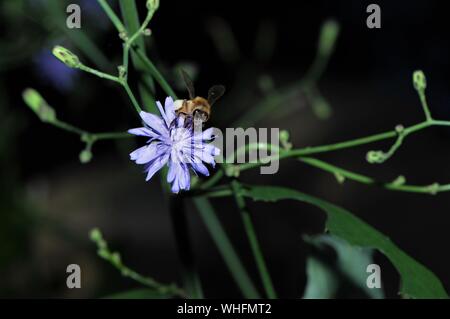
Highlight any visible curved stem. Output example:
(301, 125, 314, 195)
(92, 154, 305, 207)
(300, 157, 447, 195)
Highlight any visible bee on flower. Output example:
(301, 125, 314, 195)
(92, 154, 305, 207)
(128, 97, 220, 193)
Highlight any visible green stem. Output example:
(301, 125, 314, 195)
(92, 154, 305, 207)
(193, 197, 261, 298)
(90, 228, 186, 298)
(235, 120, 439, 172)
(96, 0, 127, 36)
(119, 0, 157, 113)
(127, 8, 156, 46)
(52, 119, 86, 136)
(230, 180, 277, 298)
(417, 88, 432, 121)
(51, 118, 130, 141)
(300, 157, 447, 195)
(122, 80, 142, 113)
(78, 64, 121, 83)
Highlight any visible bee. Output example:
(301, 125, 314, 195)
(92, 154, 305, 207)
(174, 69, 225, 125)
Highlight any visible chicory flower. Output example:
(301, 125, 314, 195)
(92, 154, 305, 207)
(129, 97, 220, 193)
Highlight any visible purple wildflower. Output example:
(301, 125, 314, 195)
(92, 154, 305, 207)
(128, 97, 220, 193)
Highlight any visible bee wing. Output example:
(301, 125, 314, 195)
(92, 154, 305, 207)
(180, 69, 195, 99)
(207, 85, 226, 106)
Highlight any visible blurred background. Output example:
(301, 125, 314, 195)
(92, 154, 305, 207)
(1, 0, 450, 298)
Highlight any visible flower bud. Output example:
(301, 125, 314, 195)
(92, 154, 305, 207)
(413, 70, 427, 91)
(143, 28, 152, 36)
(225, 165, 240, 177)
(318, 20, 340, 57)
(79, 149, 93, 164)
(52, 46, 80, 68)
(334, 172, 345, 184)
(22, 88, 56, 123)
(366, 150, 385, 164)
(147, 0, 160, 11)
(391, 175, 406, 186)
(427, 183, 439, 195)
(110, 252, 122, 266)
(89, 228, 103, 242)
(279, 130, 293, 150)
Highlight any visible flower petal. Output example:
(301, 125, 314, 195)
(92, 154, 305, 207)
(191, 162, 210, 176)
(156, 100, 170, 127)
(164, 96, 176, 124)
(134, 143, 163, 164)
(130, 145, 147, 161)
(128, 127, 157, 138)
(139, 111, 169, 136)
(145, 153, 169, 181)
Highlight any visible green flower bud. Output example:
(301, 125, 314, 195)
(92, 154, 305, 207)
(52, 46, 80, 68)
(279, 130, 290, 142)
(89, 228, 103, 242)
(147, 0, 160, 11)
(225, 165, 240, 177)
(279, 130, 293, 150)
(79, 149, 93, 164)
(110, 252, 122, 266)
(334, 172, 345, 184)
(413, 70, 427, 91)
(118, 65, 126, 79)
(427, 183, 440, 195)
(143, 28, 152, 36)
(98, 249, 109, 259)
(366, 150, 385, 164)
(391, 175, 406, 186)
(119, 31, 128, 41)
(395, 124, 404, 133)
(318, 20, 340, 57)
(22, 88, 56, 123)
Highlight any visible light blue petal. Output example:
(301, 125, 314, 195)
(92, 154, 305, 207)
(145, 154, 169, 181)
(128, 127, 155, 137)
(139, 111, 169, 136)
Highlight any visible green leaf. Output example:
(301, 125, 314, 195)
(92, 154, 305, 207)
(104, 288, 172, 299)
(303, 235, 384, 299)
(241, 185, 448, 299)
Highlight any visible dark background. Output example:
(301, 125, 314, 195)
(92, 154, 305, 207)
(1, 0, 450, 298)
